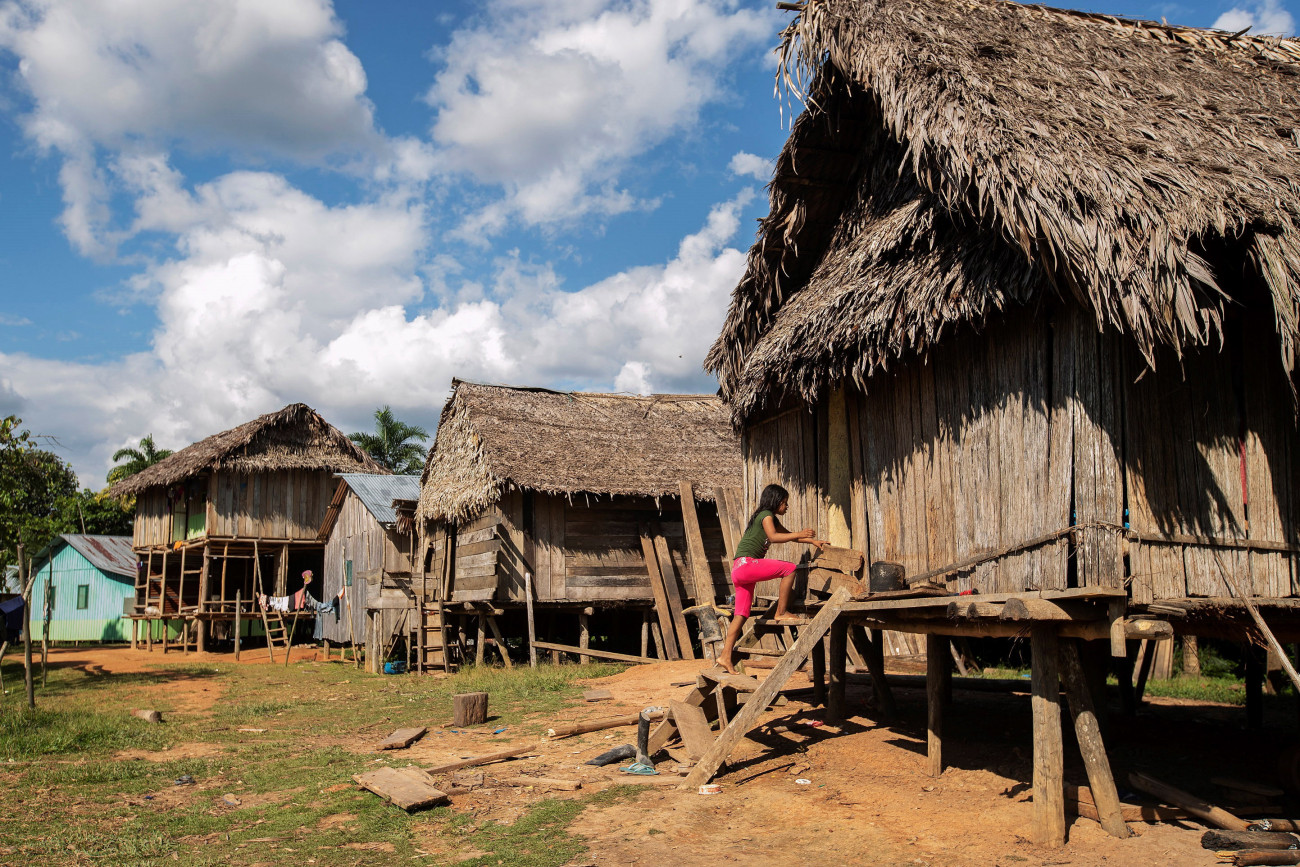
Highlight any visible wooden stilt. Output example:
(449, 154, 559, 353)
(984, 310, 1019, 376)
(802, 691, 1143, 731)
(1134, 639, 1155, 704)
(859, 626, 896, 718)
(578, 610, 590, 665)
(651, 620, 666, 660)
(486, 615, 513, 669)
(811, 636, 826, 706)
(1031, 625, 1065, 847)
(926, 634, 951, 777)
(827, 620, 848, 722)
(476, 615, 486, 666)
(1059, 639, 1130, 838)
(1118, 641, 1138, 715)
(640, 611, 650, 659)
(525, 573, 538, 668)
(234, 590, 242, 661)
(130, 617, 138, 651)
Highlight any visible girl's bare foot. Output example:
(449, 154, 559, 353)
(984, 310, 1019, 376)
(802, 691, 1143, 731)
(772, 612, 803, 622)
(718, 657, 738, 675)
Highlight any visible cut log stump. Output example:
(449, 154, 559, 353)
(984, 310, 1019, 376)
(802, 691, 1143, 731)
(453, 692, 489, 727)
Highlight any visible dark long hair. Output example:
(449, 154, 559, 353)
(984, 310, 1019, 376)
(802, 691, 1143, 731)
(746, 484, 789, 531)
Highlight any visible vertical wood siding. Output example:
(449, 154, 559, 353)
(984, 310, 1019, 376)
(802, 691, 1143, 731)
(30, 544, 136, 641)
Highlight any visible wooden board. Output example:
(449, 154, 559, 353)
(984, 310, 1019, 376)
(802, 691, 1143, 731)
(639, 526, 681, 659)
(377, 727, 428, 751)
(670, 700, 715, 761)
(354, 767, 448, 812)
(651, 527, 696, 659)
(679, 482, 718, 605)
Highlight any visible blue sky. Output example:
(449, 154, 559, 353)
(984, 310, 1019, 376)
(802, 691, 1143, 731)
(0, 0, 1293, 485)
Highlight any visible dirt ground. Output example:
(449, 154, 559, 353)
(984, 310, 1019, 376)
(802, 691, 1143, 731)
(33, 645, 1290, 866)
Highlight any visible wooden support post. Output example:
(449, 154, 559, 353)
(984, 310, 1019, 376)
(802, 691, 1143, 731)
(860, 626, 896, 718)
(1031, 625, 1065, 847)
(651, 528, 696, 660)
(196, 548, 211, 653)
(578, 610, 590, 665)
(681, 590, 851, 789)
(640, 611, 650, 658)
(828, 620, 848, 722)
(475, 615, 486, 666)
(1247, 643, 1265, 731)
(234, 590, 242, 661)
(1059, 639, 1130, 838)
(485, 615, 513, 669)
(651, 620, 666, 660)
(1108, 599, 1127, 658)
(678, 482, 717, 606)
(926, 634, 950, 777)
(1182, 634, 1200, 676)
(525, 573, 538, 669)
(811, 636, 826, 706)
(20, 547, 34, 709)
(131, 617, 138, 651)
(1133, 639, 1154, 704)
(1118, 641, 1137, 715)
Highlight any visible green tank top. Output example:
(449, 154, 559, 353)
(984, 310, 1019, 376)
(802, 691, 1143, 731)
(734, 510, 774, 560)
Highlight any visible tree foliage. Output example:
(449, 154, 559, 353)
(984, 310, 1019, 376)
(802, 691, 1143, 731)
(106, 434, 173, 485)
(0, 416, 132, 573)
(349, 406, 429, 474)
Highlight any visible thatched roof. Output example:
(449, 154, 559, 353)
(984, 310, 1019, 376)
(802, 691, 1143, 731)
(707, 0, 1300, 419)
(418, 381, 741, 523)
(109, 404, 386, 497)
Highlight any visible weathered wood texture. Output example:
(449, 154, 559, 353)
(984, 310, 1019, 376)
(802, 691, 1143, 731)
(321, 485, 402, 643)
(453, 692, 489, 727)
(354, 767, 448, 812)
(209, 470, 338, 540)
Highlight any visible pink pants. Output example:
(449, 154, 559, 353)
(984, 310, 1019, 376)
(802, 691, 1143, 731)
(730, 557, 796, 618)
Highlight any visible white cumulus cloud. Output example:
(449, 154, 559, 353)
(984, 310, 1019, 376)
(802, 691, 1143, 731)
(728, 151, 771, 181)
(1214, 0, 1296, 35)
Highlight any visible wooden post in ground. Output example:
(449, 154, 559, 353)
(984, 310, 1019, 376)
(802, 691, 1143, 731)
(859, 626, 896, 718)
(578, 609, 591, 665)
(20, 547, 34, 708)
(1031, 625, 1065, 846)
(40, 556, 51, 686)
(525, 572, 538, 668)
(651, 620, 666, 659)
(1133, 639, 1154, 703)
(1181, 634, 1199, 675)
(827, 619, 848, 722)
(131, 617, 138, 651)
(1059, 639, 1130, 838)
(927, 634, 951, 777)
(234, 591, 242, 661)
(811, 636, 826, 706)
(475, 615, 486, 666)
(1246, 643, 1265, 730)
(485, 615, 513, 669)
(196, 548, 210, 653)
(640, 611, 650, 658)
(638, 525, 681, 660)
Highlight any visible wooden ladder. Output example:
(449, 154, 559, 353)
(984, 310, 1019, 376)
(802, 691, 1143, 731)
(411, 602, 452, 673)
(260, 608, 298, 661)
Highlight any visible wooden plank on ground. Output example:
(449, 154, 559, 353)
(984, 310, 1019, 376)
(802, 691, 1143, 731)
(679, 482, 718, 605)
(532, 641, 655, 664)
(639, 525, 680, 660)
(681, 589, 851, 789)
(354, 767, 448, 812)
(670, 700, 715, 761)
(377, 727, 428, 751)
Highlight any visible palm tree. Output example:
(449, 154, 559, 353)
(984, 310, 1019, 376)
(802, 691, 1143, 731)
(107, 435, 173, 485)
(350, 406, 429, 474)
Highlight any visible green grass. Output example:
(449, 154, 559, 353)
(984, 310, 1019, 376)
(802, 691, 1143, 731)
(0, 656, 628, 866)
(973, 664, 1253, 705)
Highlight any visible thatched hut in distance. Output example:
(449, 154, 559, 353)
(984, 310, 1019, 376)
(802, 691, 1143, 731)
(415, 380, 742, 667)
(109, 404, 385, 651)
(316, 473, 422, 668)
(690, 0, 1300, 842)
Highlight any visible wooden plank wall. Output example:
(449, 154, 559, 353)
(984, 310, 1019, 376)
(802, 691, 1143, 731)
(320, 489, 381, 643)
(1125, 312, 1298, 600)
(133, 489, 173, 547)
(210, 470, 338, 540)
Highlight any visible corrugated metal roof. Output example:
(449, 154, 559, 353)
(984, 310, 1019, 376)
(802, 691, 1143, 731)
(60, 535, 137, 578)
(338, 474, 421, 527)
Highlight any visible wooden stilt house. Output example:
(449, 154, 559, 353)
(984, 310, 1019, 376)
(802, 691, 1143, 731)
(691, 0, 1300, 844)
(316, 473, 421, 663)
(412, 381, 743, 670)
(108, 404, 385, 652)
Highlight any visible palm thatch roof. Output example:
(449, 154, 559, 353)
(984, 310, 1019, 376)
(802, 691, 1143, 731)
(707, 0, 1300, 419)
(108, 404, 386, 497)
(418, 381, 741, 523)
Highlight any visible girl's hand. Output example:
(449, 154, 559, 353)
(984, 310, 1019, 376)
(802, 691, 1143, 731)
(798, 528, 815, 539)
(809, 538, 829, 550)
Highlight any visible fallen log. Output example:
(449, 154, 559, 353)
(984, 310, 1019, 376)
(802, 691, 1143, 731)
(424, 743, 541, 775)
(546, 711, 663, 739)
(1203, 830, 1300, 851)
(1254, 821, 1300, 833)
(1232, 851, 1300, 866)
(1129, 772, 1251, 831)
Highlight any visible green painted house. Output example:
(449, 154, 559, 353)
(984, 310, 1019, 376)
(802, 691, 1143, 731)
(30, 535, 138, 642)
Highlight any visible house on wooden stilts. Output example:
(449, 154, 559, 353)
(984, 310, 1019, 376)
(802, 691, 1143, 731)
(411, 380, 743, 671)
(316, 473, 422, 666)
(700, 0, 1300, 845)
(108, 404, 386, 652)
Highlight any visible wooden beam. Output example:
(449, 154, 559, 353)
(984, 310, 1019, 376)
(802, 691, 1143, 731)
(1127, 772, 1250, 831)
(652, 527, 696, 660)
(1059, 640, 1130, 839)
(926, 634, 950, 777)
(827, 620, 848, 722)
(530, 640, 655, 665)
(638, 525, 681, 660)
(525, 572, 538, 668)
(681, 589, 851, 789)
(485, 615, 513, 670)
(678, 482, 717, 606)
(1031, 625, 1065, 847)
